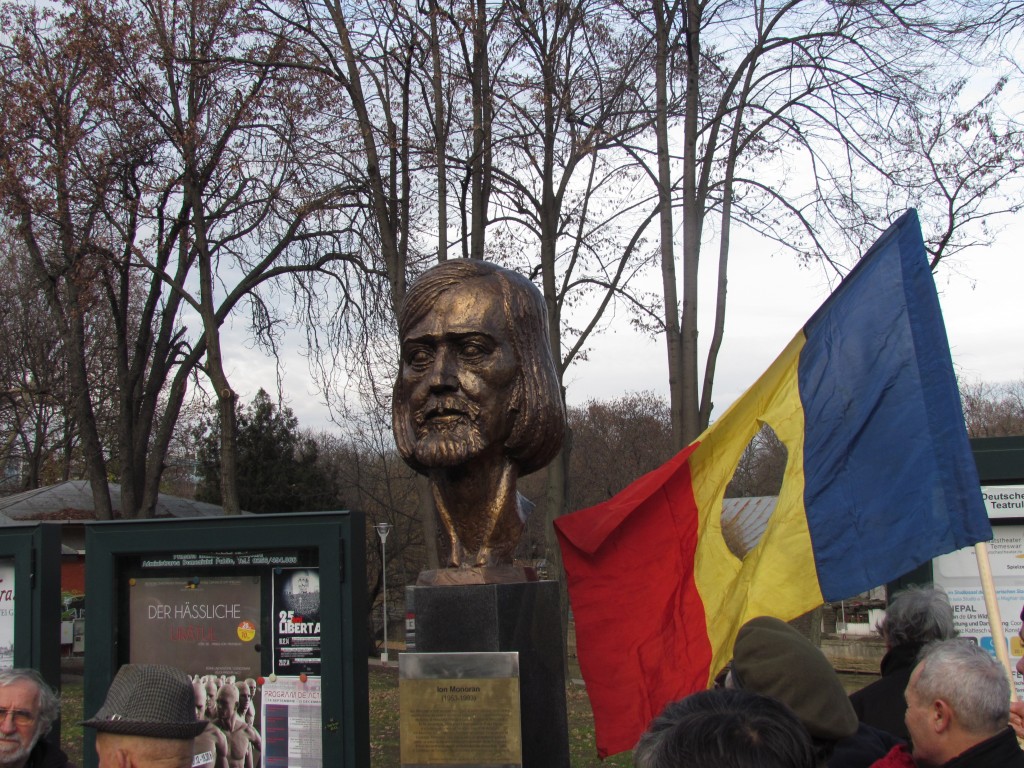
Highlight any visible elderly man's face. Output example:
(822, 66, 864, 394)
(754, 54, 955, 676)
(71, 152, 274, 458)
(904, 665, 940, 767)
(0, 680, 41, 767)
(399, 280, 518, 468)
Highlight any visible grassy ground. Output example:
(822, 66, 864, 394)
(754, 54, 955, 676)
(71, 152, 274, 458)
(59, 668, 878, 767)
(59, 679, 84, 765)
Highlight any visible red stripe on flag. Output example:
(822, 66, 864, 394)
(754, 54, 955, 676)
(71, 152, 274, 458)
(555, 443, 711, 757)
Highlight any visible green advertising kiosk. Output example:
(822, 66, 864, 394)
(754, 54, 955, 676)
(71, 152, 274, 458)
(0, 523, 62, 750)
(84, 511, 368, 768)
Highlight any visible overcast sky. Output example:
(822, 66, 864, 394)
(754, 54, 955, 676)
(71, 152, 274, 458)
(218, 212, 1024, 432)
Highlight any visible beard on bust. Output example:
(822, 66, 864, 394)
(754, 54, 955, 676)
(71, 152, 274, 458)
(412, 395, 490, 467)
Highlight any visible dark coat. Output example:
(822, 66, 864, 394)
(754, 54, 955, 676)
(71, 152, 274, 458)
(869, 729, 1024, 768)
(942, 727, 1024, 768)
(829, 722, 905, 768)
(850, 644, 922, 742)
(26, 738, 74, 768)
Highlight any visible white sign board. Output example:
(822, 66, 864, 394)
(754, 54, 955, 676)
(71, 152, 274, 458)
(980, 486, 1024, 520)
(933, 485, 1024, 699)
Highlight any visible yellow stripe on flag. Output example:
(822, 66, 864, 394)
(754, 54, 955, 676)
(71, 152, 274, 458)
(691, 333, 824, 684)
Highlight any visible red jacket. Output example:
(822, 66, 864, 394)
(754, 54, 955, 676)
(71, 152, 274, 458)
(869, 744, 916, 768)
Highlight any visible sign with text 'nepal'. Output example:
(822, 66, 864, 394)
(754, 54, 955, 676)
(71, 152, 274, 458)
(400, 652, 521, 768)
(933, 487, 1024, 699)
(129, 574, 261, 679)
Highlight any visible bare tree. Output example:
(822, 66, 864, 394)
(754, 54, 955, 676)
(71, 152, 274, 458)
(619, 0, 1024, 448)
(0, 4, 141, 517)
(565, 392, 675, 510)
(962, 378, 1024, 437)
(828, 78, 1024, 268)
(725, 423, 787, 498)
(83, 0, 378, 514)
(313, 418, 423, 652)
(0, 236, 74, 490)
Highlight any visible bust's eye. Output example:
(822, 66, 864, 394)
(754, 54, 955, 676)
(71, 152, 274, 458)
(461, 342, 486, 358)
(406, 347, 433, 369)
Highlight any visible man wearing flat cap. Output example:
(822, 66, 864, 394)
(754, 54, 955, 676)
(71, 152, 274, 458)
(83, 664, 207, 768)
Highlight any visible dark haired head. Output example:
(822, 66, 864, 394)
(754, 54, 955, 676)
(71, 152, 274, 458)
(634, 688, 817, 768)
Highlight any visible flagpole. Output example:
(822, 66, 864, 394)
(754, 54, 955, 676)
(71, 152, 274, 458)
(975, 542, 1018, 703)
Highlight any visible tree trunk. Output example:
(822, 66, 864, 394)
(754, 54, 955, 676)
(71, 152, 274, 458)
(653, 0, 685, 451)
(430, 0, 448, 263)
(469, 0, 490, 259)
(543, 436, 571, 670)
(138, 346, 202, 519)
(678, 0, 702, 446)
(698, 110, 744, 432)
(68, 292, 114, 520)
(208, 356, 241, 516)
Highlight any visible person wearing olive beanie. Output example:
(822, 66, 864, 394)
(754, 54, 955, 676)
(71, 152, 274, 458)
(730, 616, 904, 768)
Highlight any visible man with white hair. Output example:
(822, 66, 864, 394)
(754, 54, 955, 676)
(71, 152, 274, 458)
(0, 668, 69, 768)
(903, 639, 1024, 767)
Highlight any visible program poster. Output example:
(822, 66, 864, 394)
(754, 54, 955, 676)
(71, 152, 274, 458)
(933, 512, 1024, 700)
(262, 676, 322, 768)
(273, 568, 321, 676)
(0, 561, 13, 670)
(129, 574, 262, 679)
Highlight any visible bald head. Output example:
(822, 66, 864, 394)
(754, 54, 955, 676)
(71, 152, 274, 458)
(215, 684, 239, 728)
(192, 681, 207, 721)
(95, 731, 193, 768)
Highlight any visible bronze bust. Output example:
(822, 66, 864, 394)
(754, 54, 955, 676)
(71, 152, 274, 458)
(392, 260, 565, 570)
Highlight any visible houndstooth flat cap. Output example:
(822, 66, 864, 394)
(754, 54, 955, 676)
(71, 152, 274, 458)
(82, 664, 208, 739)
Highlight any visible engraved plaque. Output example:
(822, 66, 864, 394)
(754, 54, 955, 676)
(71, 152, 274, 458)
(400, 652, 522, 768)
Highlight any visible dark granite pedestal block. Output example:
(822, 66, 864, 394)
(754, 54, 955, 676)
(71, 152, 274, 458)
(407, 580, 570, 768)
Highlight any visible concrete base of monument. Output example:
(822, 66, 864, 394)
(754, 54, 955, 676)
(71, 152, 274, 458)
(416, 565, 539, 586)
(405, 580, 570, 768)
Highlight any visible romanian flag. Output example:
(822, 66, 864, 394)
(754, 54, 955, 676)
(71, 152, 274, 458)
(554, 210, 993, 757)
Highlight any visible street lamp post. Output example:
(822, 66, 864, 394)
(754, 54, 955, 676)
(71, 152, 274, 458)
(375, 522, 393, 664)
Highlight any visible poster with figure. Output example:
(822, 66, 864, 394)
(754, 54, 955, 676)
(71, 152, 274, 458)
(129, 574, 262, 679)
(933, 489, 1024, 701)
(130, 575, 265, 768)
(272, 569, 321, 676)
(0, 561, 13, 670)
(194, 674, 264, 768)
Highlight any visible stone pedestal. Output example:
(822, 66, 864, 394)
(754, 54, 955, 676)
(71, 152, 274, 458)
(406, 580, 570, 768)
